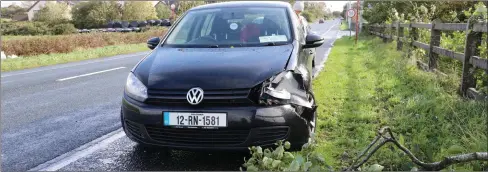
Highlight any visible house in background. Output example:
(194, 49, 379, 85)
(26, 0, 76, 21)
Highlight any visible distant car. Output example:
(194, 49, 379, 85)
(319, 19, 324, 23)
(121, 1, 324, 151)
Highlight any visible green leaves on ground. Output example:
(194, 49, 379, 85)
(242, 137, 330, 171)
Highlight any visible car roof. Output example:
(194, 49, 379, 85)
(190, 1, 291, 11)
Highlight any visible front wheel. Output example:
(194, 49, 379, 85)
(306, 92, 317, 135)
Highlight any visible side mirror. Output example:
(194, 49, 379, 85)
(147, 37, 160, 50)
(303, 34, 324, 49)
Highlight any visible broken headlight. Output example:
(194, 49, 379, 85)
(252, 71, 313, 108)
(253, 72, 292, 106)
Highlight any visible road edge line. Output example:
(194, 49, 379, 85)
(313, 22, 340, 78)
(29, 128, 125, 171)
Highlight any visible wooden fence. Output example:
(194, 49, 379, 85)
(366, 21, 487, 100)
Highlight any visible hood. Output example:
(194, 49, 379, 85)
(135, 45, 293, 90)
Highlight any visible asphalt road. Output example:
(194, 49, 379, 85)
(1, 19, 342, 171)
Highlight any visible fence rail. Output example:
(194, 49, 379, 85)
(366, 21, 487, 99)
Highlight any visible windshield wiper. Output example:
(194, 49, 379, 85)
(208, 45, 219, 48)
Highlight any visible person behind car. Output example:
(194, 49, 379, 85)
(293, 1, 310, 36)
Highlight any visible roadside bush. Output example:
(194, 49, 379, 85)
(1, 28, 167, 56)
(50, 23, 78, 35)
(1, 21, 78, 36)
(1, 22, 52, 35)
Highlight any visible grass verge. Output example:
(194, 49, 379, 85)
(340, 20, 349, 31)
(312, 36, 487, 170)
(1, 43, 148, 72)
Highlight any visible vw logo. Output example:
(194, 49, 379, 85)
(186, 87, 204, 105)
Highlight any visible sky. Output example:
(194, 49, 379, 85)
(1, 1, 348, 12)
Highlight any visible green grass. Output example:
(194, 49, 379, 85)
(1, 43, 148, 72)
(312, 36, 487, 170)
(340, 20, 349, 31)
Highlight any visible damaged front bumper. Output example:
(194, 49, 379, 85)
(121, 94, 311, 150)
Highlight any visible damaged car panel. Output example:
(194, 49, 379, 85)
(120, 1, 324, 151)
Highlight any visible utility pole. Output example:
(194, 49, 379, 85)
(348, 1, 351, 36)
(355, 0, 359, 45)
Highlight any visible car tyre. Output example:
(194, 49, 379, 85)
(307, 92, 317, 135)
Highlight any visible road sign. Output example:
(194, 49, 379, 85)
(347, 9, 355, 18)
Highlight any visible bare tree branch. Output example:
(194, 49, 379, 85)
(347, 127, 488, 171)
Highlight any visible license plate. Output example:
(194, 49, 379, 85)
(163, 112, 227, 127)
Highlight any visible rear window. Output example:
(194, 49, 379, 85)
(164, 7, 292, 48)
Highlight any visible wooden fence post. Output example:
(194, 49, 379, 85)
(428, 20, 441, 70)
(460, 30, 482, 95)
(389, 23, 394, 42)
(382, 24, 388, 43)
(397, 22, 404, 51)
(407, 23, 418, 58)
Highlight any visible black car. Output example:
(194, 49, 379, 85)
(121, 1, 324, 151)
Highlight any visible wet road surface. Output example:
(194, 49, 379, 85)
(1, 19, 343, 171)
(60, 136, 248, 171)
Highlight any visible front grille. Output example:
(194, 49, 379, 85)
(146, 125, 250, 146)
(252, 127, 289, 145)
(145, 88, 255, 106)
(125, 120, 143, 138)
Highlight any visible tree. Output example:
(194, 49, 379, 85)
(332, 11, 342, 18)
(176, 1, 206, 16)
(301, 2, 328, 22)
(1, 4, 25, 19)
(362, 1, 478, 24)
(20, 1, 35, 9)
(72, 1, 122, 28)
(88, 1, 122, 27)
(155, 3, 171, 19)
(122, 1, 158, 21)
(34, 2, 71, 24)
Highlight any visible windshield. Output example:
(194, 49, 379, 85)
(164, 7, 293, 47)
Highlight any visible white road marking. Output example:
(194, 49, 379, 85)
(1, 53, 144, 78)
(29, 129, 125, 171)
(56, 67, 126, 81)
(313, 22, 341, 78)
(321, 22, 339, 38)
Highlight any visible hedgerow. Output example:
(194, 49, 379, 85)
(1, 28, 167, 57)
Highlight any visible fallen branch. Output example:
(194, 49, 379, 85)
(347, 127, 488, 171)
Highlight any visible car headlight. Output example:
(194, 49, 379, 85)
(255, 72, 292, 106)
(259, 86, 291, 105)
(125, 72, 148, 102)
